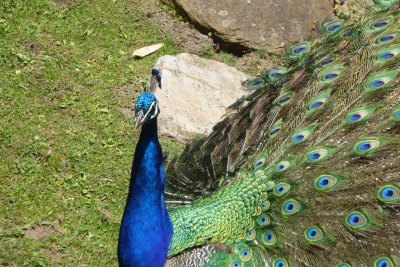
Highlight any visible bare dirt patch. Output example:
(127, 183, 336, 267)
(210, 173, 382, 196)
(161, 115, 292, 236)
(144, 1, 284, 74)
(41, 248, 63, 263)
(24, 225, 56, 240)
(116, 80, 137, 119)
(145, 8, 215, 55)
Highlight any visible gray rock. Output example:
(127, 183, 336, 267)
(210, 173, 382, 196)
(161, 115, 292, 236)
(161, 0, 335, 51)
(153, 53, 249, 141)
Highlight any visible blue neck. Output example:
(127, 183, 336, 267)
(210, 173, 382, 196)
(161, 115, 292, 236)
(118, 119, 173, 267)
(130, 120, 163, 196)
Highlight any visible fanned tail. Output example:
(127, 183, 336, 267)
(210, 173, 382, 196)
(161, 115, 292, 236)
(167, 1, 400, 266)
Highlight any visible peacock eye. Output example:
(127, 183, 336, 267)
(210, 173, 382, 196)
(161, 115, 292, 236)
(321, 19, 344, 35)
(374, 257, 395, 267)
(319, 66, 343, 83)
(370, 18, 393, 31)
(304, 226, 324, 243)
(239, 248, 252, 261)
(282, 199, 301, 215)
(234, 244, 243, 254)
(254, 154, 267, 168)
(243, 77, 265, 89)
(375, 31, 397, 46)
(341, 29, 352, 37)
(345, 106, 379, 124)
(353, 138, 382, 156)
(377, 185, 400, 203)
(273, 258, 289, 267)
(291, 125, 316, 144)
(230, 261, 242, 267)
(314, 174, 338, 191)
(345, 211, 368, 228)
(305, 147, 332, 163)
(286, 42, 311, 58)
(261, 200, 271, 210)
(258, 214, 271, 227)
(276, 92, 292, 106)
(364, 70, 399, 93)
(276, 160, 291, 172)
(265, 67, 288, 81)
(266, 181, 275, 191)
(262, 229, 277, 247)
(393, 108, 400, 121)
(274, 182, 290, 197)
(245, 229, 256, 240)
(375, 45, 399, 65)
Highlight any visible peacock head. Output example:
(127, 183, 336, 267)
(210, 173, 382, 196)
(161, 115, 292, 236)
(134, 68, 162, 128)
(134, 92, 160, 129)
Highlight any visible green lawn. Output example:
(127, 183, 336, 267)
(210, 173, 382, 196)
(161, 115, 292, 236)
(0, 0, 185, 265)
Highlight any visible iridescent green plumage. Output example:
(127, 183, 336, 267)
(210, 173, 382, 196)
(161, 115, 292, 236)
(166, 2, 400, 267)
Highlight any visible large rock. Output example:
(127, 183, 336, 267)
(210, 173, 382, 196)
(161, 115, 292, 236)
(153, 53, 249, 141)
(161, 0, 335, 51)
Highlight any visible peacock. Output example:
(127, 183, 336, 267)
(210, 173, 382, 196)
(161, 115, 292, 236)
(118, 69, 173, 267)
(162, 0, 400, 266)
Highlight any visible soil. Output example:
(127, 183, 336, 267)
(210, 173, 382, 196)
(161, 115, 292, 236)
(24, 225, 56, 240)
(41, 248, 63, 263)
(144, 1, 282, 74)
(146, 9, 215, 55)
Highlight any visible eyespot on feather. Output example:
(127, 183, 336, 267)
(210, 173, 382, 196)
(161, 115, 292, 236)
(321, 19, 344, 34)
(276, 160, 291, 172)
(257, 214, 271, 227)
(368, 16, 394, 33)
(273, 258, 289, 267)
(305, 147, 333, 163)
(345, 211, 368, 229)
(286, 42, 311, 57)
(375, 30, 398, 46)
(239, 247, 252, 261)
(304, 226, 324, 243)
(319, 65, 344, 84)
(274, 182, 291, 197)
(364, 70, 399, 93)
(242, 77, 265, 90)
(261, 229, 278, 247)
(269, 120, 283, 138)
(261, 200, 271, 211)
(281, 199, 302, 216)
(377, 185, 400, 204)
(230, 259, 242, 267)
(314, 174, 338, 191)
(353, 138, 384, 156)
(245, 229, 256, 241)
(373, 257, 395, 267)
(307, 91, 331, 116)
(275, 92, 292, 107)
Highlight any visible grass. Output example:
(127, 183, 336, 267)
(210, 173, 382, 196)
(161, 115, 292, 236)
(0, 0, 185, 265)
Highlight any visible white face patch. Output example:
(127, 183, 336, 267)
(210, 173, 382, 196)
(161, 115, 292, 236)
(149, 102, 159, 120)
(135, 100, 160, 128)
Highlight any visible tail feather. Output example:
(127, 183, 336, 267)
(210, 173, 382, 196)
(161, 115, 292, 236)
(167, 2, 400, 267)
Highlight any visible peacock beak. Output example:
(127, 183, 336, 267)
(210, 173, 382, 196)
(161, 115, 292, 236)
(134, 110, 145, 129)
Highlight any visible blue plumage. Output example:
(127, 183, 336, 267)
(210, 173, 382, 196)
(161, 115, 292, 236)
(135, 92, 157, 112)
(118, 89, 172, 265)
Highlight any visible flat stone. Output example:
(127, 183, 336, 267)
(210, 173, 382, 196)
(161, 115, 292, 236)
(153, 53, 249, 141)
(161, 0, 335, 51)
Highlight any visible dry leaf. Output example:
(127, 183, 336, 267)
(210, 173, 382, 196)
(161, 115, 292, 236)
(131, 43, 164, 58)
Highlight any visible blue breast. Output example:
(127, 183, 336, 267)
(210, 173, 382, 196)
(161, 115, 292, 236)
(118, 121, 173, 267)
